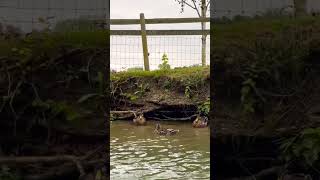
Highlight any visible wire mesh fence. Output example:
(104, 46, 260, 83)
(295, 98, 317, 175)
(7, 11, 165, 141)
(0, 0, 108, 33)
(110, 35, 210, 71)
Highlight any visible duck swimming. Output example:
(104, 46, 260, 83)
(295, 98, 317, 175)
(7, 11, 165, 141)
(133, 113, 146, 126)
(154, 123, 179, 135)
(192, 114, 208, 128)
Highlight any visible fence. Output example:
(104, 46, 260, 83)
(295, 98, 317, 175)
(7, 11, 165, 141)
(110, 14, 210, 71)
(0, 0, 108, 33)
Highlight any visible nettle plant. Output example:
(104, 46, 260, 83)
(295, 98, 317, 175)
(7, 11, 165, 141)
(159, 53, 171, 70)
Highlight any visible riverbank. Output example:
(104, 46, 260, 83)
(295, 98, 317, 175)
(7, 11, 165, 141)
(212, 16, 320, 179)
(110, 16, 320, 179)
(110, 66, 210, 121)
(0, 28, 109, 179)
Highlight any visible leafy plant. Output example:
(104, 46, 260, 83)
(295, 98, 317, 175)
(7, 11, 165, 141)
(134, 83, 149, 97)
(198, 98, 210, 116)
(163, 79, 171, 89)
(158, 53, 171, 70)
(280, 127, 320, 166)
(184, 85, 191, 98)
(182, 73, 204, 99)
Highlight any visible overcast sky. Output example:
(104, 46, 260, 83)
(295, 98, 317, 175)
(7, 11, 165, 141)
(110, 0, 210, 30)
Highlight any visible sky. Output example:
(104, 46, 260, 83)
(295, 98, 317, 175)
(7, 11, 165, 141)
(110, 0, 210, 30)
(110, 0, 211, 71)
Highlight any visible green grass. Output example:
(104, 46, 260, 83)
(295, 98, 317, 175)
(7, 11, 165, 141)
(212, 16, 320, 46)
(111, 66, 209, 81)
(0, 30, 109, 57)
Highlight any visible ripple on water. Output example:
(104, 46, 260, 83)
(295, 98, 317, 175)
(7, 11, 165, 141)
(111, 121, 210, 179)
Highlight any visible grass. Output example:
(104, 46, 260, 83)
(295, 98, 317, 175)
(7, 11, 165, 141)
(212, 16, 320, 46)
(110, 66, 210, 81)
(0, 29, 109, 57)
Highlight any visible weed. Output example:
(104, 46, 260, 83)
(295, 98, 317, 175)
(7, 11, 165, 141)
(158, 53, 171, 70)
(198, 98, 210, 116)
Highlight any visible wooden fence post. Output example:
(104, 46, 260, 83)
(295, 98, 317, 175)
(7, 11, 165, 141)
(140, 13, 150, 71)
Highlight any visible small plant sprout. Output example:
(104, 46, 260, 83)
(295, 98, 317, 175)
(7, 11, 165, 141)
(159, 53, 171, 70)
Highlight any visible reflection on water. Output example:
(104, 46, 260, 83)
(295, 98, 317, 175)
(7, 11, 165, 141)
(111, 121, 210, 180)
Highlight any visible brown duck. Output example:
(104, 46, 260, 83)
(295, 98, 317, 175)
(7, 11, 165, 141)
(192, 115, 208, 128)
(154, 123, 179, 135)
(133, 113, 146, 126)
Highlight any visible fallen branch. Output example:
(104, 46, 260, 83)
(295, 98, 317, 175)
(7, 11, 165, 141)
(111, 110, 137, 118)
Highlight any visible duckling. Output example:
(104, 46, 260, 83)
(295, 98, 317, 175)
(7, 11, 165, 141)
(192, 114, 208, 128)
(133, 113, 146, 126)
(154, 123, 179, 135)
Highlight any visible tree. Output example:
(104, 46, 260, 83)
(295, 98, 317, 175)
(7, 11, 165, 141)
(175, 0, 210, 66)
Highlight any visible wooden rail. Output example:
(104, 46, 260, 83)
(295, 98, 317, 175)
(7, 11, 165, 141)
(110, 30, 210, 36)
(110, 14, 210, 70)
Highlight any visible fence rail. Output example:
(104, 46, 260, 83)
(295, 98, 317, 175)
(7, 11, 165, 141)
(110, 30, 210, 36)
(110, 14, 210, 71)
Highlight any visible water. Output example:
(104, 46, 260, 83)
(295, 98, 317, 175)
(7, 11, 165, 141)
(110, 121, 210, 180)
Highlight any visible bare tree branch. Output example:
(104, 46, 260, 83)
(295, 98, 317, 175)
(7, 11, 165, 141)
(175, 0, 199, 16)
(191, 0, 201, 17)
(206, 0, 210, 13)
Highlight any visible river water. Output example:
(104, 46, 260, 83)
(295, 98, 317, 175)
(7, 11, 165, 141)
(110, 120, 210, 180)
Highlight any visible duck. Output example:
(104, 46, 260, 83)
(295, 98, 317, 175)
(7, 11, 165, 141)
(192, 114, 208, 128)
(154, 123, 179, 135)
(133, 113, 146, 125)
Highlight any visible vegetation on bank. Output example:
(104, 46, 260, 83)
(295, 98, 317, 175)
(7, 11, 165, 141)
(0, 23, 108, 179)
(212, 16, 320, 121)
(111, 65, 209, 80)
(110, 66, 210, 113)
(212, 15, 320, 178)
